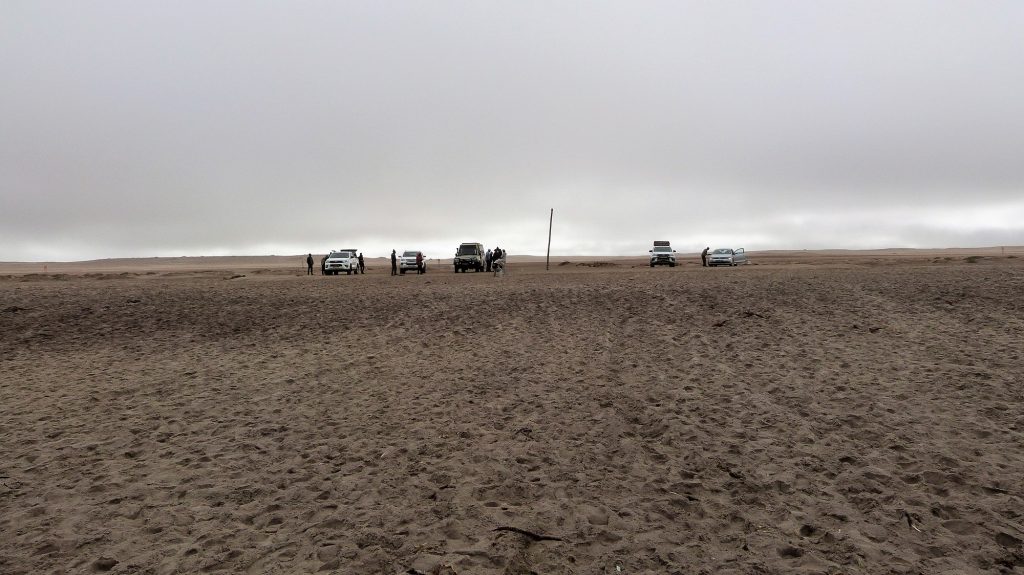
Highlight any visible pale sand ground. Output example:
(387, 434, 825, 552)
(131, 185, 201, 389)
(1, 251, 1023, 574)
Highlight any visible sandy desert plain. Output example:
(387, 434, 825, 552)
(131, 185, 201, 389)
(1, 248, 1023, 575)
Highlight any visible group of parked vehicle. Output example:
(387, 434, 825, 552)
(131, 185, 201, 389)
(318, 249, 428, 275)
(317, 242, 506, 276)
(649, 241, 750, 267)
(318, 241, 747, 276)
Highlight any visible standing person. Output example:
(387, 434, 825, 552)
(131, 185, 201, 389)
(390, 249, 398, 276)
(485, 248, 493, 272)
(415, 251, 423, 274)
(493, 246, 505, 275)
(306, 254, 314, 275)
(701, 246, 709, 267)
(358, 252, 365, 274)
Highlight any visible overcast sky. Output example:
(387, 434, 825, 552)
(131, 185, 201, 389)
(2, 1, 1022, 261)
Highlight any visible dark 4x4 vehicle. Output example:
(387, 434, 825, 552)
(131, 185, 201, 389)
(454, 243, 484, 273)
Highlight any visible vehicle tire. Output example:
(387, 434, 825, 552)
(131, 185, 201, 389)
(400, 269, 405, 274)
(650, 263, 655, 267)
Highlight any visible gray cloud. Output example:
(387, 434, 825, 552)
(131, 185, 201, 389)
(2, 1, 1022, 260)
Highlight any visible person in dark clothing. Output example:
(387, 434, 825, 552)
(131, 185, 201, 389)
(701, 246, 709, 267)
(358, 252, 365, 274)
(306, 254, 314, 275)
(415, 251, 424, 274)
(485, 248, 493, 272)
(390, 249, 398, 276)
(320, 255, 328, 275)
(492, 246, 505, 275)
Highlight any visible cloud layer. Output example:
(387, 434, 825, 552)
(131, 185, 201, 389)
(2, 1, 1022, 260)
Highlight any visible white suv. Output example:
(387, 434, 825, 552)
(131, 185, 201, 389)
(649, 241, 677, 267)
(323, 249, 361, 275)
(398, 251, 426, 274)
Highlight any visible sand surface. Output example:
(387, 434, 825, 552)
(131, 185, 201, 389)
(2, 252, 1023, 574)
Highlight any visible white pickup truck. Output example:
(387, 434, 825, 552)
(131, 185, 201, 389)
(323, 249, 361, 275)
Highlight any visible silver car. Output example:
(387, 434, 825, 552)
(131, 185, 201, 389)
(708, 248, 748, 267)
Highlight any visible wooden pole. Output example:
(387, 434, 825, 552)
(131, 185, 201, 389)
(546, 208, 553, 270)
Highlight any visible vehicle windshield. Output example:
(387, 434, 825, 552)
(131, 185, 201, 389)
(402, 251, 418, 257)
(457, 245, 479, 256)
(330, 251, 354, 258)
(653, 246, 671, 252)
(712, 249, 732, 254)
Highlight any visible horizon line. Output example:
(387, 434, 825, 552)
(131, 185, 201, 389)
(3, 245, 1023, 265)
